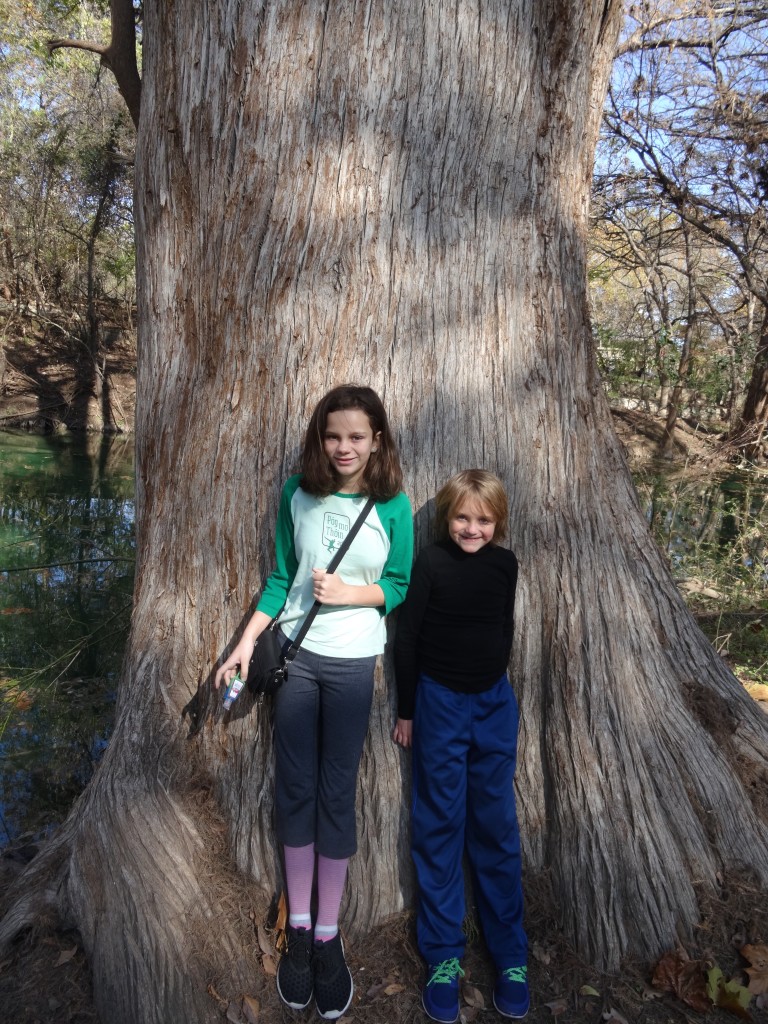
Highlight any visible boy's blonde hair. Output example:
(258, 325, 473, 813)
(434, 469, 509, 543)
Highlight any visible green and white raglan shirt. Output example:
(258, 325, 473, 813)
(256, 475, 413, 659)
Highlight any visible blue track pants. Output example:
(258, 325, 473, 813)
(411, 674, 527, 969)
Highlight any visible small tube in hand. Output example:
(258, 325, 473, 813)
(222, 672, 244, 710)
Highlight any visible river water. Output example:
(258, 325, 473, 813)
(1, 431, 766, 846)
(1, 430, 134, 845)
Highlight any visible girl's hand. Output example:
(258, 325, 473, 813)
(392, 718, 413, 748)
(311, 571, 386, 608)
(215, 638, 253, 690)
(311, 568, 352, 605)
(214, 611, 272, 690)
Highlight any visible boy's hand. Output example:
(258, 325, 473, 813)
(392, 718, 413, 748)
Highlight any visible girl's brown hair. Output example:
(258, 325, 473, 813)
(301, 384, 403, 500)
(434, 469, 509, 543)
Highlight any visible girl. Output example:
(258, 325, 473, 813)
(393, 470, 528, 1023)
(216, 384, 412, 1020)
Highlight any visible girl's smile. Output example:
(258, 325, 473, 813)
(323, 409, 380, 493)
(447, 503, 496, 553)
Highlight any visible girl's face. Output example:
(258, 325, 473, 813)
(323, 408, 381, 493)
(447, 501, 496, 554)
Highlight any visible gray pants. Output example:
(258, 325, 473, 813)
(274, 635, 376, 859)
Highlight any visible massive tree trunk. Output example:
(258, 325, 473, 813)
(3, 2, 768, 1022)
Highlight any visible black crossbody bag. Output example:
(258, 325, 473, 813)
(246, 497, 376, 698)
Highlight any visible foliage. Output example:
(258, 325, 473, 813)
(591, 1, 768, 432)
(634, 469, 768, 686)
(0, 1, 135, 315)
(0, 430, 135, 842)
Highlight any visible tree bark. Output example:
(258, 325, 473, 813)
(3, 2, 768, 1021)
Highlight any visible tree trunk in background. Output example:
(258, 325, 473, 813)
(660, 220, 696, 454)
(3, 2, 768, 1022)
(732, 307, 768, 460)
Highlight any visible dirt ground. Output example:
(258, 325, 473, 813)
(2, 316, 767, 1022)
(2, 845, 767, 1024)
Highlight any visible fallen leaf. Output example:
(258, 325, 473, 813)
(602, 1010, 630, 1024)
(732, 921, 749, 949)
(580, 984, 600, 997)
(226, 1000, 243, 1023)
(652, 950, 710, 1013)
(55, 946, 78, 967)
(261, 954, 276, 976)
(463, 984, 485, 1008)
(256, 924, 272, 957)
(207, 983, 227, 1007)
(382, 982, 405, 995)
(274, 891, 288, 947)
(707, 967, 752, 1020)
(640, 984, 663, 1001)
(532, 942, 551, 965)
(242, 994, 260, 1023)
(545, 997, 569, 1015)
(742, 944, 768, 996)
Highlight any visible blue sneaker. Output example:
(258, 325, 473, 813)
(422, 957, 464, 1023)
(494, 965, 530, 1019)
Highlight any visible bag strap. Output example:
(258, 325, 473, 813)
(280, 496, 377, 663)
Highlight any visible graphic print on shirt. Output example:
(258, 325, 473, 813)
(322, 511, 350, 553)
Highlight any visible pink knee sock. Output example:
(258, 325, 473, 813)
(314, 854, 349, 942)
(283, 844, 315, 931)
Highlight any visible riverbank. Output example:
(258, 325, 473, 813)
(0, 306, 136, 435)
(0, 308, 740, 475)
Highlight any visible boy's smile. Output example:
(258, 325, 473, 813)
(447, 503, 496, 553)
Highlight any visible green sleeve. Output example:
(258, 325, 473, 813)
(375, 491, 414, 613)
(256, 476, 301, 617)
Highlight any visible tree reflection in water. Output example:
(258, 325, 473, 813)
(0, 430, 135, 844)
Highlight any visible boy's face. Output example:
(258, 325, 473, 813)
(447, 501, 496, 554)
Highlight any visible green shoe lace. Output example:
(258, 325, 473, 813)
(501, 965, 527, 983)
(428, 958, 465, 985)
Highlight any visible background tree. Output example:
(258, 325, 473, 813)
(0, 0, 135, 430)
(598, 0, 768, 458)
(1, 4, 768, 1024)
(589, 181, 747, 441)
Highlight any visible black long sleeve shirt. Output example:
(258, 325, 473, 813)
(394, 539, 518, 719)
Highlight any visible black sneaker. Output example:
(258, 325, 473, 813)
(276, 925, 313, 1010)
(312, 932, 353, 1020)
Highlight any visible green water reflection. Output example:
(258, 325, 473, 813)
(1, 430, 135, 845)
